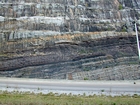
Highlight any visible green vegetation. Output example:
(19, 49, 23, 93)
(79, 49, 87, 54)
(121, 27, 127, 32)
(0, 91, 140, 105)
(119, 4, 123, 10)
(107, 27, 112, 31)
(84, 77, 89, 80)
(83, 67, 90, 71)
(101, 89, 105, 92)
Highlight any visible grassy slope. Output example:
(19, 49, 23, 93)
(0, 91, 140, 105)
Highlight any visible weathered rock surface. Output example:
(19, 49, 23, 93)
(0, 0, 140, 80)
(0, 0, 140, 33)
(0, 31, 140, 80)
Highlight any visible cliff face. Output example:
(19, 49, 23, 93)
(0, 0, 140, 33)
(0, 0, 140, 80)
(0, 0, 140, 54)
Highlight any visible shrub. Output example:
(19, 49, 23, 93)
(121, 27, 127, 32)
(119, 4, 123, 10)
(84, 77, 89, 80)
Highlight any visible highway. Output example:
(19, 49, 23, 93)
(0, 78, 140, 96)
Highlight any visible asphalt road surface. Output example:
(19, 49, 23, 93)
(0, 78, 140, 96)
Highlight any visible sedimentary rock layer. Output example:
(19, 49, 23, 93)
(0, 0, 140, 80)
(0, 31, 137, 70)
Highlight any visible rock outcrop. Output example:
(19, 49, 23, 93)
(0, 0, 140, 33)
(0, 0, 140, 80)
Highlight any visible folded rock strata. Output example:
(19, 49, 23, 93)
(0, 0, 140, 80)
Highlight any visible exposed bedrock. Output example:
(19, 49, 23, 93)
(0, 32, 140, 80)
(0, 32, 138, 70)
(0, 0, 140, 32)
(0, 0, 140, 80)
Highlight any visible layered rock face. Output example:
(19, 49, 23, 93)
(0, 0, 140, 33)
(0, 0, 140, 80)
